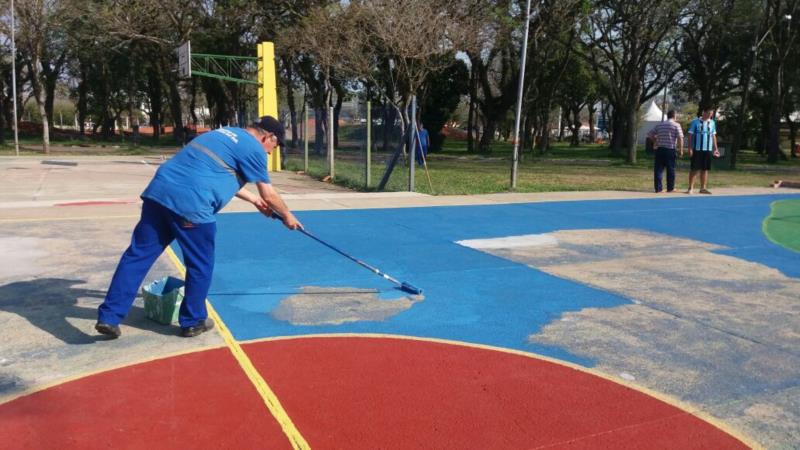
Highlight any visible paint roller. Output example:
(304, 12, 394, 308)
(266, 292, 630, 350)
(270, 211, 423, 295)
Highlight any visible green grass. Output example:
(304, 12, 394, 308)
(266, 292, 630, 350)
(0, 132, 181, 156)
(6, 129, 798, 195)
(763, 199, 800, 253)
(285, 140, 800, 195)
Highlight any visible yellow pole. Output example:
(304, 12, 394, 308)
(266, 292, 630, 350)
(258, 42, 281, 171)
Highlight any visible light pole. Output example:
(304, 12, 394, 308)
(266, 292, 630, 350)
(11, 0, 20, 156)
(511, 0, 532, 189)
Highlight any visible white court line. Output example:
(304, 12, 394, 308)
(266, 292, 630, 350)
(456, 233, 558, 249)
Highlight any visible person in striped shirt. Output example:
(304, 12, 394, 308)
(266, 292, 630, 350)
(686, 107, 721, 194)
(647, 110, 684, 193)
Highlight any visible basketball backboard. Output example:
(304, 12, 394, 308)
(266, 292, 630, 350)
(176, 41, 191, 78)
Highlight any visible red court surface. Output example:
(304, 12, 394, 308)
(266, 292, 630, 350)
(0, 348, 291, 450)
(246, 336, 748, 449)
(0, 336, 749, 449)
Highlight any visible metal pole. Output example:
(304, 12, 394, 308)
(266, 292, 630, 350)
(303, 102, 309, 173)
(511, 0, 532, 189)
(408, 96, 416, 192)
(366, 100, 371, 188)
(11, 0, 20, 156)
(328, 106, 334, 180)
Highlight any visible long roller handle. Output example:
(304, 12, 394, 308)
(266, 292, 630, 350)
(270, 211, 423, 295)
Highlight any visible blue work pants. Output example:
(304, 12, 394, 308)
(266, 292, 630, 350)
(98, 199, 215, 328)
(654, 147, 677, 192)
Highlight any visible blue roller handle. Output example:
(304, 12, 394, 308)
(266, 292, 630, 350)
(271, 211, 423, 295)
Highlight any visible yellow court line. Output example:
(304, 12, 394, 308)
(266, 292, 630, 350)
(244, 333, 763, 450)
(165, 247, 310, 450)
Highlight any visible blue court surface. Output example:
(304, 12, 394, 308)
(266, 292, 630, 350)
(174, 194, 800, 367)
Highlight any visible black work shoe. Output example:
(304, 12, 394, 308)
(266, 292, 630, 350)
(95, 322, 121, 339)
(181, 318, 215, 337)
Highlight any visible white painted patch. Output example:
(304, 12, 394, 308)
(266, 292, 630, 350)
(456, 234, 558, 250)
(619, 372, 636, 381)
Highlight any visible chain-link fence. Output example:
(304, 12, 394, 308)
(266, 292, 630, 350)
(281, 101, 430, 192)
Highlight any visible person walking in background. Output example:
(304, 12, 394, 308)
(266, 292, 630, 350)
(647, 110, 684, 193)
(416, 121, 430, 166)
(96, 116, 302, 339)
(686, 106, 721, 194)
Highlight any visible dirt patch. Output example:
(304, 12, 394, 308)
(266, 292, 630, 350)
(459, 229, 800, 448)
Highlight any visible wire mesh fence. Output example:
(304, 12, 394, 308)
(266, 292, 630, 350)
(281, 101, 430, 192)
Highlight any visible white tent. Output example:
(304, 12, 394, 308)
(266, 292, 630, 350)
(637, 101, 664, 144)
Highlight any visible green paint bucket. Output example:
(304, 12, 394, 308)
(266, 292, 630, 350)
(142, 276, 185, 325)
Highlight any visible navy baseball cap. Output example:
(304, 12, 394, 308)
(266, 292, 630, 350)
(254, 116, 285, 146)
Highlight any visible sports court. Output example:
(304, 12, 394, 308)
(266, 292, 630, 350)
(1, 156, 799, 449)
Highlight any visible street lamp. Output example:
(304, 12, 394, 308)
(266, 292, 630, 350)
(510, 0, 532, 189)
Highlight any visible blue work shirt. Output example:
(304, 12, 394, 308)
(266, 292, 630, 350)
(142, 127, 270, 223)
(688, 118, 716, 151)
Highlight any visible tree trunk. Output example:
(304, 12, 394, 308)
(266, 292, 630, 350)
(0, 78, 5, 145)
(146, 66, 163, 142)
(382, 103, 390, 152)
(625, 104, 638, 164)
(37, 95, 50, 153)
(397, 99, 410, 158)
(609, 107, 625, 156)
(45, 84, 55, 132)
(284, 58, 298, 148)
(767, 105, 782, 163)
(588, 102, 596, 143)
(570, 107, 581, 146)
(478, 118, 494, 153)
(28, 55, 50, 154)
(42, 52, 65, 134)
(78, 64, 88, 136)
(786, 112, 797, 158)
(767, 67, 783, 163)
(522, 113, 531, 154)
(2, 68, 12, 131)
(167, 75, 185, 144)
(528, 112, 539, 153)
(467, 63, 476, 153)
(188, 77, 198, 124)
(538, 109, 551, 154)
(315, 107, 325, 155)
(333, 86, 343, 148)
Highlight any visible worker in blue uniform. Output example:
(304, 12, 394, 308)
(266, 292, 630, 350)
(96, 116, 302, 338)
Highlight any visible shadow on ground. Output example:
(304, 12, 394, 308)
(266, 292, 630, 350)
(0, 278, 177, 344)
